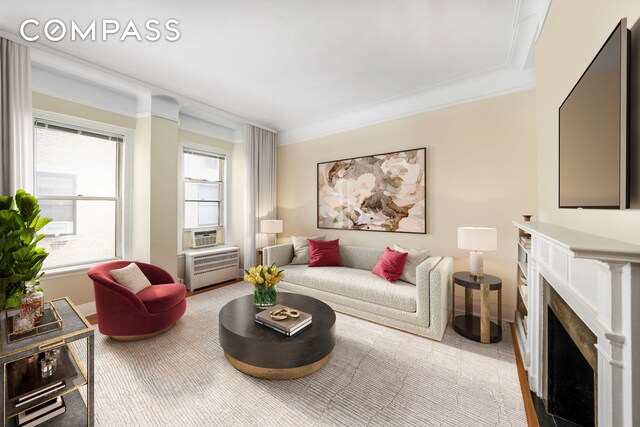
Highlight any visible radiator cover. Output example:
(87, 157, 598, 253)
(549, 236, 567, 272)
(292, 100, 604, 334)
(184, 246, 240, 292)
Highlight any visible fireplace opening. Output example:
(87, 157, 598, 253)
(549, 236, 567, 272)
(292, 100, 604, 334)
(544, 282, 597, 427)
(547, 307, 595, 426)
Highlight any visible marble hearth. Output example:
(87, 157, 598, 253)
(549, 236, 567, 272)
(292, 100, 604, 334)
(513, 221, 640, 427)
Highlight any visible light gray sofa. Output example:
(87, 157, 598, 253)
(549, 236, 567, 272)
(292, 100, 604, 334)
(264, 244, 453, 341)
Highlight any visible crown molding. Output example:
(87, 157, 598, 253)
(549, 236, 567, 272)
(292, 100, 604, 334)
(32, 63, 139, 119)
(178, 113, 237, 142)
(0, 28, 275, 134)
(277, 66, 535, 146)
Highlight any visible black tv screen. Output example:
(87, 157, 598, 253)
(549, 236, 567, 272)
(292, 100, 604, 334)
(559, 19, 630, 209)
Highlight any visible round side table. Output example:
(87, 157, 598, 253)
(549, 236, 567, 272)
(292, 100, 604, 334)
(452, 272, 502, 343)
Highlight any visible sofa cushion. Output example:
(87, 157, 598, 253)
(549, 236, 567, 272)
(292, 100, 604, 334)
(339, 245, 385, 271)
(137, 284, 186, 314)
(291, 234, 325, 265)
(372, 247, 408, 283)
(393, 244, 430, 285)
(283, 265, 416, 312)
(309, 239, 341, 267)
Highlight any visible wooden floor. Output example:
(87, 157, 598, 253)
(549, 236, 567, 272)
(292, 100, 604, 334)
(84, 278, 242, 326)
(85, 282, 538, 426)
(511, 323, 539, 426)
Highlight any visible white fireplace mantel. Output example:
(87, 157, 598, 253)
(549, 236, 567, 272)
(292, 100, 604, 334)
(513, 221, 640, 427)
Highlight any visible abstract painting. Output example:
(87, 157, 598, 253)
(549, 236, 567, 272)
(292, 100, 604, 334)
(317, 148, 426, 233)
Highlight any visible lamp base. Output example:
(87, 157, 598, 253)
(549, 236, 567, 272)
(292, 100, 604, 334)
(469, 251, 484, 280)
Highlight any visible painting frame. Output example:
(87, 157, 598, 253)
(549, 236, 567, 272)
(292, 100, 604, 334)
(317, 147, 426, 234)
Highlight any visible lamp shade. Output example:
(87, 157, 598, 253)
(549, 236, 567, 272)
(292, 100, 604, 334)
(260, 220, 283, 234)
(457, 227, 497, 251)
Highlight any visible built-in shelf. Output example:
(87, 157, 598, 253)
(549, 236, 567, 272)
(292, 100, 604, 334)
(514, 218, 532, 367)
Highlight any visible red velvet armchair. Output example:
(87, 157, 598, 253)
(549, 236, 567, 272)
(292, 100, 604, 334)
(87, 261, 186, 340)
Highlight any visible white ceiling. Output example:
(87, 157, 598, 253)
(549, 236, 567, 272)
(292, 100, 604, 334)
(0, 0, 549, 142)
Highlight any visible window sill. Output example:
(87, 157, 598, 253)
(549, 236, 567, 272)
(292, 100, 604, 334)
(41, 259, 119, 280)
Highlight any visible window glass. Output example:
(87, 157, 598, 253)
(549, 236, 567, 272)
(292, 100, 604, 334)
(34, 121, 122, 269)
(183, 152, 221, 181)
(184, 182, 221, 201)
(182, 148, 225, 232)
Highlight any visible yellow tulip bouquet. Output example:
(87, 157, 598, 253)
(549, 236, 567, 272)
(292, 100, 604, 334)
(244, 264, 284, 307)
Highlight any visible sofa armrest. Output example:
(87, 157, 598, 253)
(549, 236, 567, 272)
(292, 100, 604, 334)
(416, 256, 453, 332)
(263, 244, 294, 267)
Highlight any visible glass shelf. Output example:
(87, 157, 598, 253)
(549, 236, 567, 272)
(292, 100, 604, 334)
(4, 344, 88, 418)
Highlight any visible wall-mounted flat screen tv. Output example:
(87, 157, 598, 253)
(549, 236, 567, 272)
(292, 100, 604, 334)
(559, 18, 630, 209)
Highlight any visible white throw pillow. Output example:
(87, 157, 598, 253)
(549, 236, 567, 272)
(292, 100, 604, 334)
(393, 244, 430, 285)
(291, 235, 325, 265)
(110, 263, 152, 294)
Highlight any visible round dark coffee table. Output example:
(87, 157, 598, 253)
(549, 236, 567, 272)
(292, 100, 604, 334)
(219, 292, 336, 379)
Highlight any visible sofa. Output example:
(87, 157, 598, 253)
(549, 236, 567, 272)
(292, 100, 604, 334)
(264, 244, 452, 341)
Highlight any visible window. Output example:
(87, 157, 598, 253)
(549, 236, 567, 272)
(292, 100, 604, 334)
(34, 119, 124, 270)
(182, 148, 224, 229)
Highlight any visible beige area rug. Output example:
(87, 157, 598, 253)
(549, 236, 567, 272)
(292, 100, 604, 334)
(88, 282, 526, 426)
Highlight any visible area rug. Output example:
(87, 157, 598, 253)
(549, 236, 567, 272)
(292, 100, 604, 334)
(88, 282, 526, 426)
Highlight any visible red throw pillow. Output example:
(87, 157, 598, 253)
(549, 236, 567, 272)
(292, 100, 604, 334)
(308, 239, 341, 267)
(372, 247, 409, 283)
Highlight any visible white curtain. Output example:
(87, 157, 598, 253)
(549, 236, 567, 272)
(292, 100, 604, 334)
(0, 38, 33, 196)
(244, 125, 277, 269)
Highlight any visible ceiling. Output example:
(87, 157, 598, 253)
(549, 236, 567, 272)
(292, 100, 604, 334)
(0, 0, 549, 143)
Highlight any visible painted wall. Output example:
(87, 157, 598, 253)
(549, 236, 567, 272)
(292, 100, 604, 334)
(535, 1, 640, 242)
(277, 90, 538, 318)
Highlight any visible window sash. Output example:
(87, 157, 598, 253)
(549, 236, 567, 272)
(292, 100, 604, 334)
(34, 117, 124, 268)
(182, 147, 225, 231)
(185, 201, 220, 228)
(183, 150, 224, 182)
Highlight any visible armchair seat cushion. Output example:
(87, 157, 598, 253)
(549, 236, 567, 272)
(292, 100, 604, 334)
(137, 284, 186, 314)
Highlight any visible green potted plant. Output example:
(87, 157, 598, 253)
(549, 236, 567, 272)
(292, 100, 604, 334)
(0, 190, 51, 309)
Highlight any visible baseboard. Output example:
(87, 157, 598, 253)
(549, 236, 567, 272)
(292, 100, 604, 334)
(77, 301, 97, 317)
(453, 295, 515, 323)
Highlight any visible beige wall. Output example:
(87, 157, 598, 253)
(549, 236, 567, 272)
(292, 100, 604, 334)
(149, 116, 180, 276)
(132, 116, 152, 263)
(277, 90, 538, 317)
(33, 93, 136, 130)
(536, 1, 640, 242)
(231, 141, 246, 269)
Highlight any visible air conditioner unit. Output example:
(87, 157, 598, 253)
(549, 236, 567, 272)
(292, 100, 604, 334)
(189, 227, 219, 249)
(185, 246, 239, 292)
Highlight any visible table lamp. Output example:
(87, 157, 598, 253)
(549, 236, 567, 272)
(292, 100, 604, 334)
(457, 227, 497, 279)
(260, 219, 283, 247)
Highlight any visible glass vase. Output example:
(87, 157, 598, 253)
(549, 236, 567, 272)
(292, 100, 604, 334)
(253, 285, 277, 307)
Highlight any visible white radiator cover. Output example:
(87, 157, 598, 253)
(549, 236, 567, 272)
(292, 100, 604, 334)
(185, 246, 240, 292)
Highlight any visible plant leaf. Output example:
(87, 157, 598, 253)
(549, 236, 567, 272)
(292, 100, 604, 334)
(35, 217, 52, 231)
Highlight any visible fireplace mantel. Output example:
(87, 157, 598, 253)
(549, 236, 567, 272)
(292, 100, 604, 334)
(513, 221, 640, 427)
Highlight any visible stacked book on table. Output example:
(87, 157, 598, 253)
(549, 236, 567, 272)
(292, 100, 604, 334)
(17, 396, 66, 427)
(6, 346, 77, 426)
(255, 304, 312, 337)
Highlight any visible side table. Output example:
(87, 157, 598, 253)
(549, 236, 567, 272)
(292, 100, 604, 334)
(452, 271, 502, 343)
